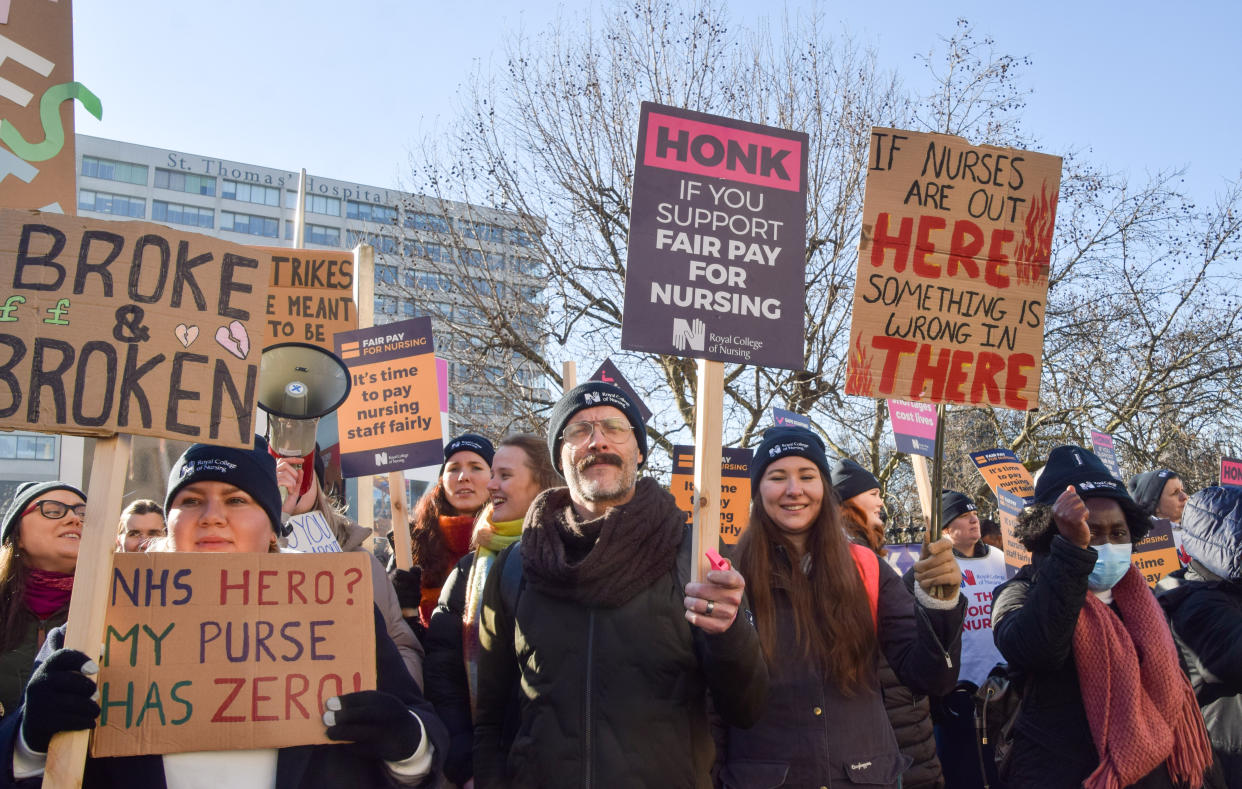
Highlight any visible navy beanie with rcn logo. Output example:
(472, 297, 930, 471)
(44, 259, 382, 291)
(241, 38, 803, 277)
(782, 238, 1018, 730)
(548, 381, 647, 473)
(750, 426, 832, 490)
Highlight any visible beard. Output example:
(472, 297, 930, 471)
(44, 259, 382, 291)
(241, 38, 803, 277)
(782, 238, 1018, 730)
(566, 451, 637, 504)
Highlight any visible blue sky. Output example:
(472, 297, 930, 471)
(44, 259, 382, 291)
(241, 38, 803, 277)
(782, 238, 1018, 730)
(73, 0, 1240, 208)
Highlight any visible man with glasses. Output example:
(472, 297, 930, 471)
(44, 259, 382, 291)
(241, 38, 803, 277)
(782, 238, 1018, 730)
(473, 381, 767, 789)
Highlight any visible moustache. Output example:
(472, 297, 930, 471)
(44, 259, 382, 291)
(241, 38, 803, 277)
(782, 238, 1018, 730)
(575, 452, 624, 473)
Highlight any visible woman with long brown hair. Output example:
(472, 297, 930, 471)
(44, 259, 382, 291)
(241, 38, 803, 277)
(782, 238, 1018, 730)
(393, 434, 494, 631)
(424, 433, 562, 788)
(716, 427, 965, 789)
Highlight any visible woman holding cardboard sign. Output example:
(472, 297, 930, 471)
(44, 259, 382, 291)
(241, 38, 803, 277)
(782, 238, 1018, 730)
(0, 438, 447, 788)
(714, 426, 965, 789)
(425, 434, 562, 788)
(392, 434, 494, 631)
(0, 481, 87, 718)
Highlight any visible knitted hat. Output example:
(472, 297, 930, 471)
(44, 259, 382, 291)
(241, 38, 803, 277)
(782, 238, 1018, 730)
(1127, 469, 1178, 517)
(547, 381, 647, 473)
(1180, 486, 1242, 581)
(166, 436, 283, 534)
(2, 480, 86, 544)
(441, 433, 495, 471)
(1033, 445, 1132, 507)
(749, 426, 831, 489)
(830, 457, 881, 503)
(941, 489, 977, 526)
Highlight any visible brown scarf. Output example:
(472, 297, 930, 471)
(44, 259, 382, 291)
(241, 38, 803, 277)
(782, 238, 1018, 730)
(1072, 565, 1213, 789)
(521, 478, 685, 608)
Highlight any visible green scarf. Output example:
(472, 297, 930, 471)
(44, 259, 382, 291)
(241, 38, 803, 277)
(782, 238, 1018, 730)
(463, 514, 523, 714)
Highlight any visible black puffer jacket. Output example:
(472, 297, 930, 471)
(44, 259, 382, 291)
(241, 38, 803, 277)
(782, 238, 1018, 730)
(993, 535, 1214, 789)
(878, 657, 943, 789)
(715, 556, 963, 789)
(1156, 486, 1242, 787)
(474, 514, 767, 788)
(424, 552, 474, 785)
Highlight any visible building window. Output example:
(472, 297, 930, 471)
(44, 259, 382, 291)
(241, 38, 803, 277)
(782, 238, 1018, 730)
(404, 211, 451, 234)
(81, 156, 148, 185)
(78, 189, 145, 218)
(347, 201, 397, 224)
(508, 227, 536, 247)
(223, 180, 281, 207)
(306, 224, 341, 246)
(154, 168, 216, 196)
(376, 264, 398, 285)
(0, 434, 55, 460)
(153, 200, 214, 229)
(461, 220, 505, 244)
(221, 211, 278, 238)
(305, 194, 341, 216)
(346, 231, 400, 255)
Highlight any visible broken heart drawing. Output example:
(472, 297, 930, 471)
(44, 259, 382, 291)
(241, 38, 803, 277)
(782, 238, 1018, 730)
(214, 320, 251, 360)
(174, 324, 199, 348)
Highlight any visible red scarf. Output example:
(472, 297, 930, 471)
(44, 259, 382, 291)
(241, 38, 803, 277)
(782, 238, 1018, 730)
(415, 514, 476, 626)
(25, 568, 73, 619)
(1072, 566, 1212, 789)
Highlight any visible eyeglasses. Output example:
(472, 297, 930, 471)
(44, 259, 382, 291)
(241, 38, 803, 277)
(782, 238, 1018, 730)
(561, 418, 633, 446)
(21, 500, 87, 520)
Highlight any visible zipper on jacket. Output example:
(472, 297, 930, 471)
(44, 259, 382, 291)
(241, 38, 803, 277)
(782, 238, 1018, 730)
(914, 603, 954, 668)
(584, 610, 595, 789)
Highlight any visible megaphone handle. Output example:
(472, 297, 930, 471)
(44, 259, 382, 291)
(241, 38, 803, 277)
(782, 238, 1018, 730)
(279, 485, 291, 503)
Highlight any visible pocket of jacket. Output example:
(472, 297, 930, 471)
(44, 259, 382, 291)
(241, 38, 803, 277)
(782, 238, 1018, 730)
(720, 759, 789, 789)
(838, 749, 908, 785)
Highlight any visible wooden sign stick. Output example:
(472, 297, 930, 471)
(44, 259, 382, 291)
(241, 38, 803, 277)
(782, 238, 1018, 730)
(691, 359, 724, 583)
(910, 454, 934, 528)
(353, 244, 376, 537)
(388, 471, 413, 572)
(45, 434, 132, 788)
(562, 361, 577, 391)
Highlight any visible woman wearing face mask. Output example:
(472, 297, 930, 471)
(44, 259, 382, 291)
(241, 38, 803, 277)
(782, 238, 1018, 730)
(993, 446, 1215, 789)
(0, 437, 447, 787)
(392, 435, 494, 632)
(715, 427, 965, 788)
(424, 434, 562, 788)
(0, 481, 86, 718)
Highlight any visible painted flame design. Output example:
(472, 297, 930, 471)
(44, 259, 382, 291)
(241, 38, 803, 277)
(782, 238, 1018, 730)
(846, 334, 875, 397)
(1014, 181, 1057, 285)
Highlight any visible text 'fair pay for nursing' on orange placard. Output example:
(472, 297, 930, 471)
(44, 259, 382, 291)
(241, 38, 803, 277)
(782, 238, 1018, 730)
(334, 316, 442, 477)
(92, 552, 375, 757)
(846, 129, 1062, 410)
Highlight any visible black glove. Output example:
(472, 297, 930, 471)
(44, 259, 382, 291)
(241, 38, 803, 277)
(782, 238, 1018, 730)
(324, 690, 423, 762)
(21, 649, 101, 752)
(390, 567, 423, 612)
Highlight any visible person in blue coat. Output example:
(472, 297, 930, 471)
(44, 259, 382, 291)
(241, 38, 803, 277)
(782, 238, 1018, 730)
(1158, 486, 1242, 787)
(0, 437, 447, 788)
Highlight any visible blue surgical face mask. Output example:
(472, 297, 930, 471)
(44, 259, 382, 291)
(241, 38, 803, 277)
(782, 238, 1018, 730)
(1087, 542, 1133, 591)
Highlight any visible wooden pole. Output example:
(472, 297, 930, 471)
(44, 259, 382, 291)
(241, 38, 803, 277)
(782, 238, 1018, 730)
(389, 469, 414, 619)
(691, 360, 724, 583)
(292, 168, 307, 248)
(562, 361, 577, 391)
(927, 403, 947, 543)
(910, 454, 933, 528)
(44, 434, 131, 788)
(354, 244, 376, 536)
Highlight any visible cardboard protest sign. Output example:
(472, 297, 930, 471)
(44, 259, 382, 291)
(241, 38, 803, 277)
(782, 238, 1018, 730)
(1131, 517, 1180, 587)
(0, 210, 268, 448)
(671, 445, 752, 547)
(284, 511, 342, 554)
(93, 552, 375, 757)
(996, 487, 1032, 577)
(770, 406, 810, 430)
(1221, 456, 1242, 487)
(1090, 430, 1124, 481)
(846, 128, 1062, 410)
(970, 448, 1036, 503)
(0, 0, 100, 214)
(621, 102, 808, 370)
(335, 316, 442, 477)
(260, 248, 356, 350)
(888, 399, 937, 457)
(588, 358, 652, 422)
